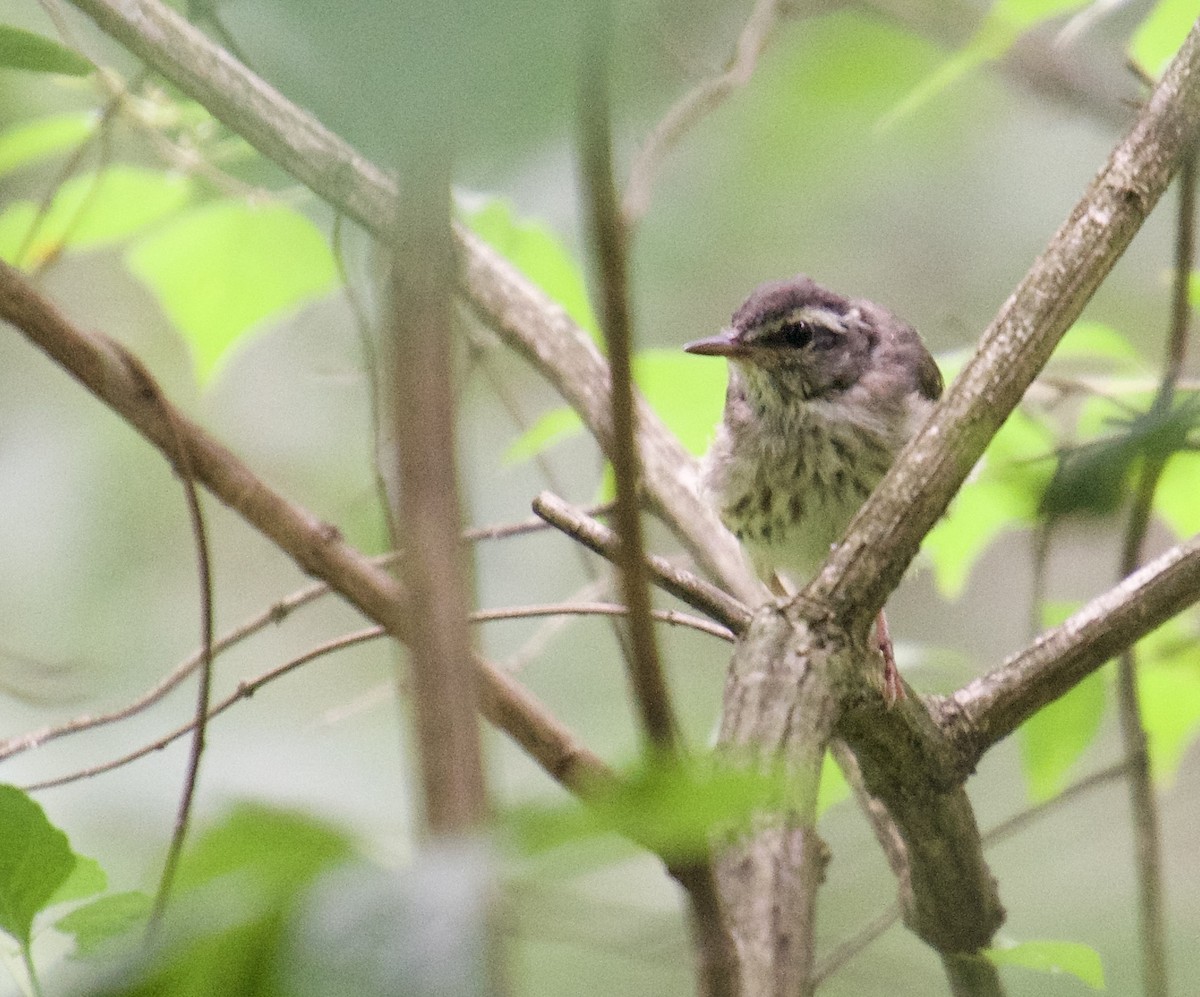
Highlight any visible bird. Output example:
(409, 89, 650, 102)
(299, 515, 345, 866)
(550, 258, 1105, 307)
(684, 275, 943, 704)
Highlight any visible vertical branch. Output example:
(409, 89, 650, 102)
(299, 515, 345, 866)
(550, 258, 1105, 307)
(389, 142, 488, 835)
(576, 5, 677, 752)
(577, 10, 736, 996)
(139, 359, 215, 926)
(1114, 146, 1194, 997)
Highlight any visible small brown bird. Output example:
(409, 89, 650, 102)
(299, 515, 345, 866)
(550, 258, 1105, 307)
(685, 276, 943, 703)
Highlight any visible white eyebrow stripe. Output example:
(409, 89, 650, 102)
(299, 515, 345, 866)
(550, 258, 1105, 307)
(785, 306, 847, 332)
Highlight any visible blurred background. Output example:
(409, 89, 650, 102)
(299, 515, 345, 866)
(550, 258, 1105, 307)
(0, 0, 1197, 993)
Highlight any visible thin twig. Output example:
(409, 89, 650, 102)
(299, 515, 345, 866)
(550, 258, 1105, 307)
(621, 0, 787, 226)
(103, 350, 214, 928)
(0, 507, 612, 765)
(812, 760, 1131, 982)
(533, 491, 752, 635)
(580, 11, 736, 994)
(473, 601, 734, 643)
(0, 256, 613, 800)
(25, 628, 386, 791)
(332, 212, 396, 544)
(944, 531, 1200, 764)
(459, 310, 638, 677)
(578, 4, 677, 753)
(1112, 145, 1194, 997)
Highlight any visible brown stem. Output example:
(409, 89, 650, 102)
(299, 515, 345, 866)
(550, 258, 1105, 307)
(388, 142, 488, 835)
(532, 492, 752, 637)
(811, 19, 1200, 631)
(0, 259, 612, 802)
(1111, 145, 1195, 997)
(942, 532, 1200, 765)
(61, 0, 761, 607)
(577, 7, 677, 754)
(577, 14, 737, 994)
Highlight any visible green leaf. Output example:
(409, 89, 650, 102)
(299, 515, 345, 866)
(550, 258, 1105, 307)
(0, 785, 77, 947)
(816, 751, 851, 816)
(509, 757, 810, 863)
(881, 0, 1090, 127)
(987, 938, 1105, 989)
(1137, 616, 1200, 784)
(47, 854, 107, 907)
(0, 112, 96, 179)
(462, 197, 598, 339)
(0, 26, 92, 76)
(1051, 320, 1144, 371)
(925, 409, 1053, 597)
(1130, 0, 1197, 79)
(126, 201, 339, 382)
(1155, 451, 1200, 538)
(0, 167, 193, 266)
(175, 802, 354, 896)
(55, 891, 151, 956)
(635, 349, 727, 457)
(504, 407, 584, 464)
(1020, 668, 1107, 801)
(506, 346, 729, 464)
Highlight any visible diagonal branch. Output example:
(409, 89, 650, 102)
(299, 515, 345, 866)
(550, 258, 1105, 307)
(62, 0, 761, 607)
(943, 532, 1200, 770)
(810, 17, 1200, 631)
(0, 259, 609, 800)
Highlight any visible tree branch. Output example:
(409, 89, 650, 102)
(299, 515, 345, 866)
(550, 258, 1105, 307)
(62, 0, 762, 607)
(532, 492, 752, 636)
(810, 16, 1200, 630)
(940, 531, 1200, 765)
(0, 259, 610, 800)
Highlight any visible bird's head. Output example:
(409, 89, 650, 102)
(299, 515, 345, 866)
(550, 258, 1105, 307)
(684, 276, 876, 405)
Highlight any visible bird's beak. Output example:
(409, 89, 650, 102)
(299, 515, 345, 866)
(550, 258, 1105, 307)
(683, 329, 745, 357)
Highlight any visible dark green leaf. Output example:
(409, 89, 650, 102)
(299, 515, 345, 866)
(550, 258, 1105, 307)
(0, 26, 92, 76)
(0, 784, 77, 947)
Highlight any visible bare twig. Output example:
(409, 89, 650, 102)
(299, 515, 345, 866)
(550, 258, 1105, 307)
(0, 258, 612, 799)
(533, 492, 752, 636)
(474, 602, 734, 643)
(1112, 145, 1195, 997)
(942, 531, 1200, 765)
(61, 0, 760, 605)
(578, 13, 735, 994)
(811, 18, 1200, 631)
(578, 12, 677, 753)
(388, 141, 487, 834)
(25, 627, 386, 791)
(812, 759, 1131, 983)
(622, 0, 789, 226)
(127, 350, 215, 927)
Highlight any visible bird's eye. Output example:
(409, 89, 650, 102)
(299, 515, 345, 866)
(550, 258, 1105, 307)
(776, 321, 813, 349)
